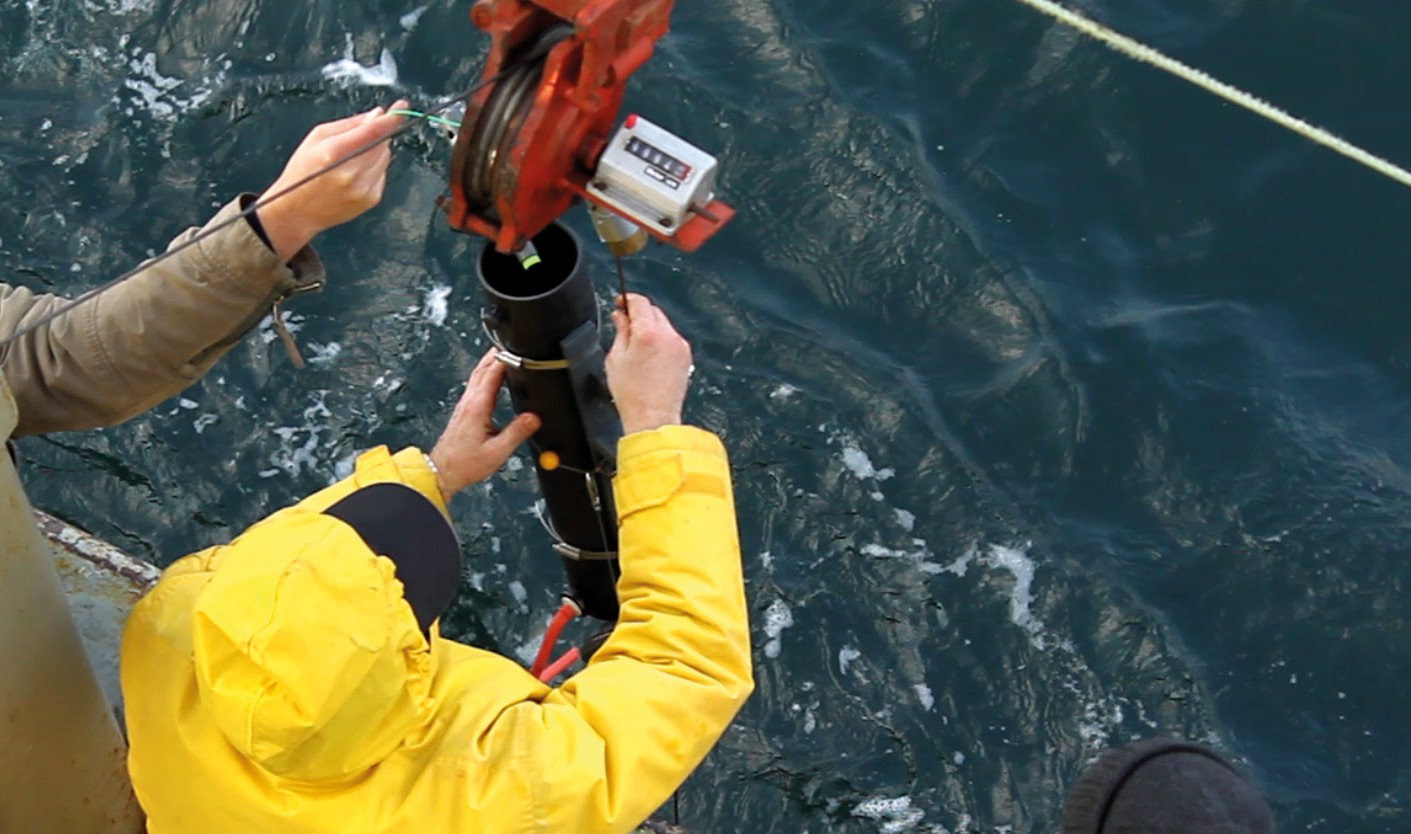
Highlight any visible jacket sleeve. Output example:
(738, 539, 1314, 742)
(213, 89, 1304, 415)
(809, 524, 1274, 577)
(0, 195, 324, 438)
(497, 425, 754, 834)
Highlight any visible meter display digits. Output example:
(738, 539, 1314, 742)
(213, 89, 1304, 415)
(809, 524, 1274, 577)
(625, 137, 692, 182)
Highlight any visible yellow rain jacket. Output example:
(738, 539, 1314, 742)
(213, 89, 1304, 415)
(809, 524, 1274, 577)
(120, 426, 753, 834)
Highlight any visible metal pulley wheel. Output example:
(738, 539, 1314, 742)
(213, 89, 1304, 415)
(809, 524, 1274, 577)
(455, 25, 573, 220)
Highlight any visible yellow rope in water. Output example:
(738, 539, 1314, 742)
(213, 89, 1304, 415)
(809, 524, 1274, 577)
(1010, 0, 1411, 189)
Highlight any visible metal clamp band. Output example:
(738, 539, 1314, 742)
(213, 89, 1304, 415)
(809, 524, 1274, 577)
(534, 501, 618, 562)
(494, 348, 572, 371)
(482, 319, 573, 371)
(553, 542, 620, 561)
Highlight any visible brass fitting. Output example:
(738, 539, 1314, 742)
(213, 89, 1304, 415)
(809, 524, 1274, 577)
(588, 204, 648, 258)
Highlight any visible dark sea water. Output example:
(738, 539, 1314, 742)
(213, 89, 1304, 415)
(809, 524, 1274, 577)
(5, 1, 1411, 831)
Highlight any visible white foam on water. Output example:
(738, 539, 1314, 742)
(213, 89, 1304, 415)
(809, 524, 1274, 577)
(193, 414, 218, 434)
(307, 342, 342, 365)
(333, 449, 358, 480)
(91, 0, 157, 12)
(1078, 697, 1123, 749)
(122, 49, 224, 121)
(838, 646, 861, 676)
(505, 456, 524, 472)
(913, 684, 935, 711)
(894, 508, 916, 531)
(862, 544, 906, 559)
(863, 536, 945, 584)
(257, 312, 304, 345)
(400, 5, 429, 30)
(770, 383, 798, 400)
(124, 50, 180, 118)
(828, 435, 898, 508)
(841, 444, 879, 480)
(762, 598, 794, 659)
(508, 580, 527, 607)
(271, 426, 322, 476)
(853, 795, 926, 834)
(373, 374, 403, 394)
(952, 751, 965, 765)
(940, 546, 976, 576)
(760, 550, 774, 569)
(512, 633, 539, 665)
(981, 544, 1044, 647)
(423, 284, 452, 326)
(321, 46, 399, 87)
(177, 398, 198, 410)
(268, 392, 333, 477)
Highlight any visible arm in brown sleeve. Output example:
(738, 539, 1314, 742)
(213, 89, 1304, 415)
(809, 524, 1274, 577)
(0, 195, 325, 438)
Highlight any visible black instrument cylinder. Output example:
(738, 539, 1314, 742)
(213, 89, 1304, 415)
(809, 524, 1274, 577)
(477, 222, 622, 622)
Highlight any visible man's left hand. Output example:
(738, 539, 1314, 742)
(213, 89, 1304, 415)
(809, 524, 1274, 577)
(428, 349, 542, 502)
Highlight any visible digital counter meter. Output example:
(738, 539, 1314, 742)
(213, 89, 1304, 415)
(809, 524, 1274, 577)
(588, 115, 720, 238)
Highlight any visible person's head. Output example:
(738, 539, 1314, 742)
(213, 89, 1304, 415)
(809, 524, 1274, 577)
(1062, 738, 1277, 834)
(189, 479, 460, 783)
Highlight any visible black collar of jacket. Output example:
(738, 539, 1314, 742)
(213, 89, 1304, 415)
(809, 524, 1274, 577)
(322, 483, 462, 638)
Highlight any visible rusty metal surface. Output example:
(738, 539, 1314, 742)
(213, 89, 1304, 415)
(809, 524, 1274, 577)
(35, 510, 156, 710)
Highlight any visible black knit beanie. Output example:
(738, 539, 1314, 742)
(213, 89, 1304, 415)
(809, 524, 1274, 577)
(1061, 738, 1278, 834)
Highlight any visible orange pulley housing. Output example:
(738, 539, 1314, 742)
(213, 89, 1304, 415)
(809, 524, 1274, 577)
(444, 0, 733, 253)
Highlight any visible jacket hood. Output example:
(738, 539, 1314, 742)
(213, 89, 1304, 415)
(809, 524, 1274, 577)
(190, 510, 435, 783)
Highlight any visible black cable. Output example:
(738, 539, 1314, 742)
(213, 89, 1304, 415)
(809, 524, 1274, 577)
(615, 253, 630, 321)
(1, 67, 512, 353)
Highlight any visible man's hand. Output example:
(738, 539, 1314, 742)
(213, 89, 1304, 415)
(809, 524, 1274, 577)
(606, 293, 694, 435)
(255, 101, 409, 261)
(429, 349, 541, 502)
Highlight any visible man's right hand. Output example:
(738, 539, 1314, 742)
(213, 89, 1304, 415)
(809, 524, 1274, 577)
(255, 102, 409, 262)
(606, 294, 694, 435)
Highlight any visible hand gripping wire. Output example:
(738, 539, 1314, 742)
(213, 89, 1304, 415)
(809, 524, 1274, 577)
(0, 48, 552, 355)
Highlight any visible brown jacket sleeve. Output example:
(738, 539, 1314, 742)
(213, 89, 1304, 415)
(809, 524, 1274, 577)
(0, 195, 324, 438)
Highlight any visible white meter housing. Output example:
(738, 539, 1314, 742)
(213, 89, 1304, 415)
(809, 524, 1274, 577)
(589, 115, 718, 238)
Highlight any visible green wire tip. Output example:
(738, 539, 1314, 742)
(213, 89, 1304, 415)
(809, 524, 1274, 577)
(389, 109, 462, 130)
(519, 254, 543, 270)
